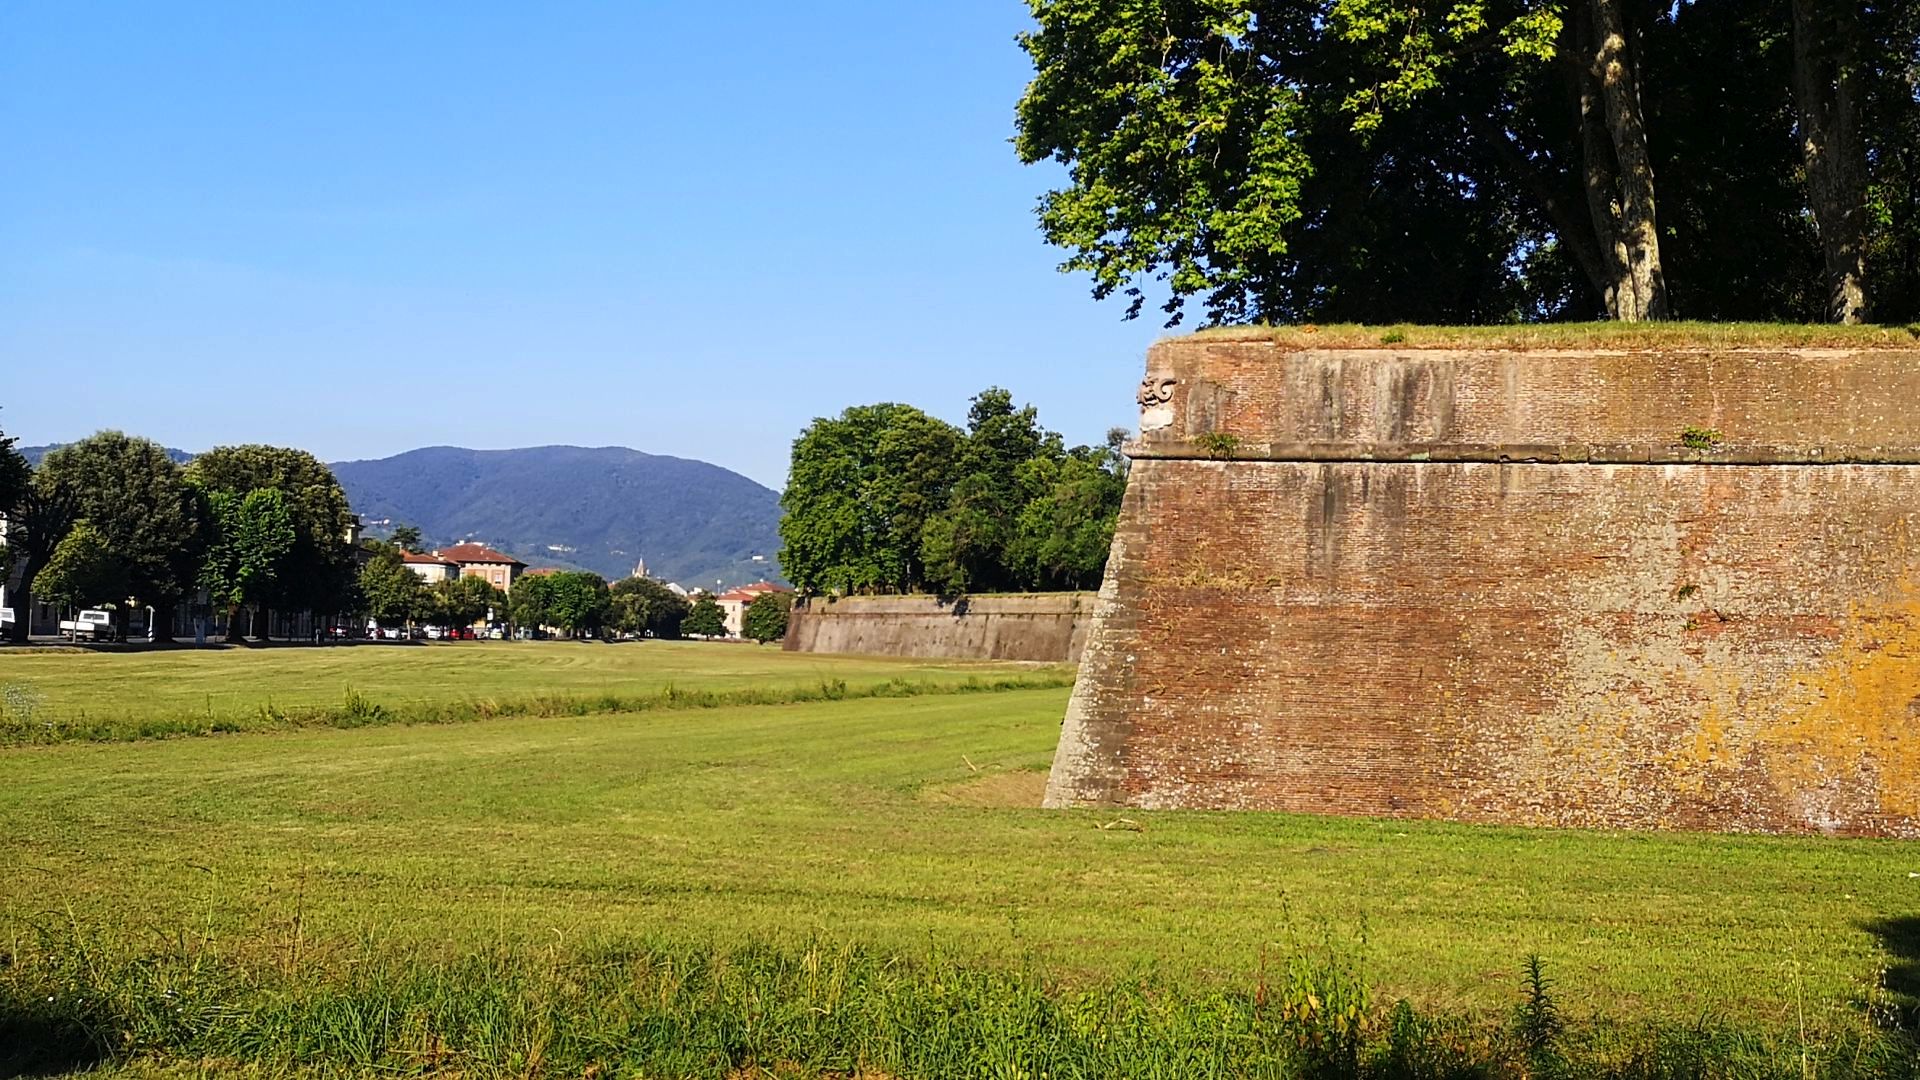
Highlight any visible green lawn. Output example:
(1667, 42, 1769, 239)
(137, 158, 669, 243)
(0, 639, 1069, 740)
(2, 647, 1916, 1038)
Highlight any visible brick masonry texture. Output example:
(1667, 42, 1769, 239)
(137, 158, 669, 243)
(1046, 339, 1920, 835)
(783, 593, 1093, 663)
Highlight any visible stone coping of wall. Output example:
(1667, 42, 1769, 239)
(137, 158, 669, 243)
(797, 593, 1095, 613)
(1180, 323, 1920, 350)
(1137, 342, 1920, 462)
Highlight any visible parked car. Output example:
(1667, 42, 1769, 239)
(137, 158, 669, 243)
(425, 626, 445, 640)
(59, 609, 119, 642)
(488, 627, 505, 640)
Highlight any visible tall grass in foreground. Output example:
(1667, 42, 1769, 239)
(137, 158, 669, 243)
(4, 927, 1917, 1078)
(0, 673, 1075, 746)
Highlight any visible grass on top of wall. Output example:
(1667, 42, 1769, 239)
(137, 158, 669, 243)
(1185, 321, 1920, 350)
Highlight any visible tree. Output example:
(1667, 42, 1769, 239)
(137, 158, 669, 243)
(920, 389, 1062, 595)
(742, 591, 793, 644)
(1008, 444, 1127, 591)
(1014, 1, 1920, 323)
(3, 469, 79, 643)
(0, 418, 27, 538)
(37, 520, 125, 619)
(684, 595, 727, 638)
(39, 433, 204, 640)
(611, 576, 691, 639)
(358, 548, 429, 629)
(510, 573, 557, 633)
(199, 488, 298, 641)
(186, 446, 356, 623)
(545, 572, 611, 637)
(434, 574, 506, 629)
(390, 525, 424, 553)
(780, 403, 962, 596)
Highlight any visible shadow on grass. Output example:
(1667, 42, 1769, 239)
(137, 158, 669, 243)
(1864, 915, 1920, 1019)
(0, 1011, 106, 1079)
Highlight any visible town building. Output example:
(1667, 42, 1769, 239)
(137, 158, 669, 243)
(436, 543, 527, 593)
(400, 550, 462, 583)
(715, 581, 792, 638)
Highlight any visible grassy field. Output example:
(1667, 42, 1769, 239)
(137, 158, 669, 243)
(5, 645, 1920, 1074)
(0, 640, 1071, 742)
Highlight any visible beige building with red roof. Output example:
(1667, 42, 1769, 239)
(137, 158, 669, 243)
(714, 581, 792, 638)
(436, 543, 528, 593)
(399, 550, 462, 584)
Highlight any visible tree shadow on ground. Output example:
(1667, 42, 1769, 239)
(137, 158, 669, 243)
(0, 1011, 107, 1079)
(1863, 916, 1920, 1020)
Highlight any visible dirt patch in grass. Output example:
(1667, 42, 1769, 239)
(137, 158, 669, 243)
(920, 768, 1049, 807)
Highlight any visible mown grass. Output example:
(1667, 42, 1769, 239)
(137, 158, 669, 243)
(7, 648, 1920, 1075)
(1187, 321, 1920, 349)
(0, 640, 1071, 744)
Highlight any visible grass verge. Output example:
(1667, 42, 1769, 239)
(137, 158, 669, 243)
(0, 671, 1076, 745)
(5, 928, 1915, 1079)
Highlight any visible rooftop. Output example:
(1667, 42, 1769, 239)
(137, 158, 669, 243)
(437, 543, 527, 567)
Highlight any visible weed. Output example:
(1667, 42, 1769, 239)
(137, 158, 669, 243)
(1380, 328, 1408, 345)
(1680, 426, 1723, 451)
(1197, 432, 1243, 460)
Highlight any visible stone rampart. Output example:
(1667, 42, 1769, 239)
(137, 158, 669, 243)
(1046, 331, 1920, 835)
(783, 593, 1093, 663)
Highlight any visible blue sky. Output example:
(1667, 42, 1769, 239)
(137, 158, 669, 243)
(0, 3, 1163, 489)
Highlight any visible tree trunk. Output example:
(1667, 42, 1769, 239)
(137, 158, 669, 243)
(5, 581, 31, 644)
(1791, 0, 1871, 323)
(1581, 0, 1668, 321)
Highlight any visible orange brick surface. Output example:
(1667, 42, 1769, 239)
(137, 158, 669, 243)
(1047, 339, 1920, 835)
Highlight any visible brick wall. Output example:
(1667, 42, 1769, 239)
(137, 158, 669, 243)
(784, 593, 1093, 663)
(1047, 336, 1920, 836)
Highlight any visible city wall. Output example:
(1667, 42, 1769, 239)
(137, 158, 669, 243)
(1045, 330, 1920, 835)
(783, 593, 1093, 663)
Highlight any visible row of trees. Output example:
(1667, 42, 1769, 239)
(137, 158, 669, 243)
(1, 420, 790, 644)
(0, 424, 357, 643)
(1017, 0, 1920, 325)
(779, 388, 1126, 596)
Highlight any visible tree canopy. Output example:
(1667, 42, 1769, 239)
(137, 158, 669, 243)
(611, 576, 691, 639)
(39, 432, 204, 631)
(781, 390, 1125, 597)
(1016, 0, 1920, 324)
(187, 445, 357, 616)
(742, 591, 793, 644)
(683, 595, 727, 638)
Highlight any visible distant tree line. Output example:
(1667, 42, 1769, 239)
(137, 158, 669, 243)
(779, 388, 1127, 597)
(0, 421, 702, 643)
(1018, 0, 1920, 325)
(0, 426, 359, 643)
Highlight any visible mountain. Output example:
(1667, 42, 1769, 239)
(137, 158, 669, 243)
(329, 446, 783, 589)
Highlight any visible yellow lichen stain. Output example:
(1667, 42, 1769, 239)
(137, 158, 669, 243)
(1761, 587, 1920, 819)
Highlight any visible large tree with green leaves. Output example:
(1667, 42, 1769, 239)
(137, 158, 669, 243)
(38, 432, 204, 639)
(2, 468, 79, 643)
(742, 590, 793, 644)
(611, 576, 691, 639)
(358, 546, 430, 629)
(779, 404, 963, 596)
(434, 574, 506, 629)
(198, 488, 298, 641)
(683, 595, 727, 638)
(1015, 0, 1918, 324)
(544, 572, 611, 637)
(36, 520, 125, 618)
(187, 445, 356, 622)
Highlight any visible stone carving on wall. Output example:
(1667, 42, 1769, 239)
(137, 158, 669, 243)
(1137, 375, 1176, 431)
